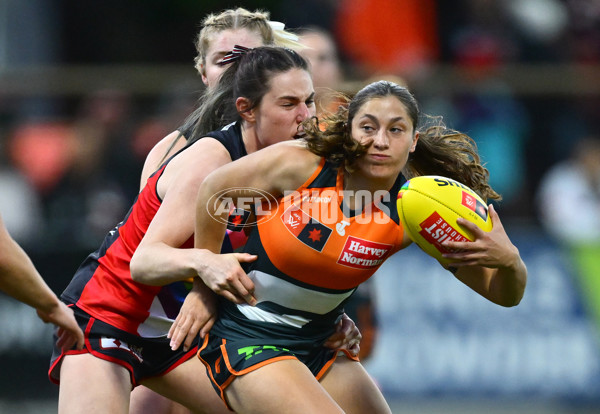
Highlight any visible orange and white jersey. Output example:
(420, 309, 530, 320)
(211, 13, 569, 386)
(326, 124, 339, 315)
(211, 158, 406, 342)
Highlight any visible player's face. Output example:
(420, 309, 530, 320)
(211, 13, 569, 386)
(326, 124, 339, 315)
(299, 32, 341, 89)
(201, 28, 265, 87)
(351, 96, 418, 187)
(252, 68, 316, 149)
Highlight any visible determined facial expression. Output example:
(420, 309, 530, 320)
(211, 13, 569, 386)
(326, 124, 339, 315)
(250, 68, 316, 149)
(351, 96, 418, 188)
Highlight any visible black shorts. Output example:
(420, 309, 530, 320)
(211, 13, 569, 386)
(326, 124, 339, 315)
(48, 305, 198, 387)
(197, 332, 358, 407)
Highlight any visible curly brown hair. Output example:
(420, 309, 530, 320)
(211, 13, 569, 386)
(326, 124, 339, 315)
(303, 81, 501, 201)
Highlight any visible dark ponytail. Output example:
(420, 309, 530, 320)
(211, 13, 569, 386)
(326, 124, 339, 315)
(183, 46, 309, 146)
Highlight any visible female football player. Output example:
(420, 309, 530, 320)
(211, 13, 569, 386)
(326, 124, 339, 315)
(186, 80, 527, 413)
(53, 46, 360, 414)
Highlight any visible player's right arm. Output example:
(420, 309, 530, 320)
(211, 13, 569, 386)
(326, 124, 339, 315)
(441, 205, 527, 307)
(131, 137, 245, 286)
(194, 140, 320, 303)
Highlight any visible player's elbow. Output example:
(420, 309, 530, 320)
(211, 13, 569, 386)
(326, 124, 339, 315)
(130, 251, 157, 285)
(496, 277, 527, 308)
(497, 294, 523, 308)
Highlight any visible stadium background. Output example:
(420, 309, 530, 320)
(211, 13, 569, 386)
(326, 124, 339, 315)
(1, 1, 599, 412)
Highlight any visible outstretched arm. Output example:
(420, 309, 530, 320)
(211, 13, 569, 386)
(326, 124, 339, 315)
(0, 214, 84, 351)
(167, 141, 320, 349)
(439, 204, 527, 307)
(167, 140, 363, 354)
(194, 140, 320, 302)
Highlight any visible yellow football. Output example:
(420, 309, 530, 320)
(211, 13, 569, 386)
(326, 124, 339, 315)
(397, 175, 493, 265)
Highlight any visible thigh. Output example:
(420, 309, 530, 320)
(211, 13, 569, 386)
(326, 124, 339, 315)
(59, 353, 131, 414)
(129, 386, 190, 414)
(225, 359, 344, 414)
(320, 357, 392, 414)
(141, 357, 230, 414)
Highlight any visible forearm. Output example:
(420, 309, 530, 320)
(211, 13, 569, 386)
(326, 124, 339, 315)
(195, 180, 229, 253)
(488, 254, 527, 307)
(0, 240, 60, 313)
(454, 253, 527, 307)
(130, 243, 214, 286)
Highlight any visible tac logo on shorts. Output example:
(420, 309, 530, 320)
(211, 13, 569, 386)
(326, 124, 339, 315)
(337, 236, 391, 269)
(461, 191, 487, 221)
(238, 345, 290, 361)
(419, 212, 469, 253)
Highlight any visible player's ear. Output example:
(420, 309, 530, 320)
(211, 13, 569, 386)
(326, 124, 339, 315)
(236, 97, 255, 123)
(200, 64, 208, 86)
(410, 132, 419, 152)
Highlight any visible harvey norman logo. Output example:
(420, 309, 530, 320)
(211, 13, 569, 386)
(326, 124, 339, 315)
(337, 236, 392, 269)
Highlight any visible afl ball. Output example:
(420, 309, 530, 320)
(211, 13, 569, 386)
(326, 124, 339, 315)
(397, 175, 493, 265)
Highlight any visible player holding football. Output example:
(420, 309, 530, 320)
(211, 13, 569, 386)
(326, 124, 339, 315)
(178, 79, 527, 413)
(51, 45, 361, 414)
(131, 8, 328, 414)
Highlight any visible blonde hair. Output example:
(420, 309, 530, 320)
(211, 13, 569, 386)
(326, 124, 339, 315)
(156, 8, 304, 167)
(194, 8, 301, 75)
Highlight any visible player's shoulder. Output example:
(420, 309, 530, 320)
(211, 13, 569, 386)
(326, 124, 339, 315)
(182, 134, 231, 160)
(260, 140, 320, 172)
(263, 139, 315, 160)
(161, 135, 232, 188)
(267, 139, 308, 151)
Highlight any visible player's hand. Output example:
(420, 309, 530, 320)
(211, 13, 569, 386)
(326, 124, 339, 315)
(168, 281, 217, 351)
(323, 313, 361, 356)
(37, 302, 84, 352)
(199, 252, 258, 305)
(441, 204, 520, 268)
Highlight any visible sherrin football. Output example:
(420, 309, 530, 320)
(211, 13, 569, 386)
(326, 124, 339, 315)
(397, 175, 493, 265)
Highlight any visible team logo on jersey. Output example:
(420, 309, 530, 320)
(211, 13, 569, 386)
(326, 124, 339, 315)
(461, 191, 487, 221)
(99, 336, 143, 363)
(227, 207, 251, 231)
(336, 220, 350, 236)
(419, 212, 469, 253)
(337, 236, 392, 269)
(282, 205, 332, 252)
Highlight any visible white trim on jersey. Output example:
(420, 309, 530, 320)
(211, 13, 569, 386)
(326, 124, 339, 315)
(237, 305, 310, 328)
(236, 270, 355, 327)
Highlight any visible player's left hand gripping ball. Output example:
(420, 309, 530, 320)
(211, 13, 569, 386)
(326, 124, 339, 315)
(396, 175, 493, 265)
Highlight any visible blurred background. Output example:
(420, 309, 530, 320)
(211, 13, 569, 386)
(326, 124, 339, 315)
(0, 0, 599, 412)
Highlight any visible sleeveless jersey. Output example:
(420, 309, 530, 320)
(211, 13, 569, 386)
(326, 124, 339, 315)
(60, 122, 247, 337)
(209, 158, 406, 346)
